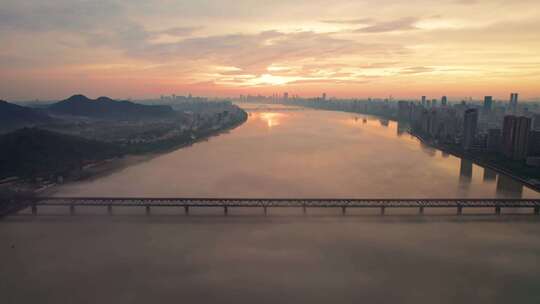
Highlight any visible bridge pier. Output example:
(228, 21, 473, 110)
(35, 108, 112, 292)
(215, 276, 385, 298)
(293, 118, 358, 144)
(69, 205, 75, 216)
(457, 206, 463, 215)
(31, 204, 37, 216)
(224, 206, 228, 216)
(419, 206, 424, 215)
(107, 205, 113, 215)
(342, 206, 346, 215)
(145, 205, 151, 215)
(263, 206, 268, 216)
(184, 206, 189, 215)
(535, 207, 540, 215)
(303, 205, 307, 215)
(495, 206, 501, 215)
(380, 206, 386, 216)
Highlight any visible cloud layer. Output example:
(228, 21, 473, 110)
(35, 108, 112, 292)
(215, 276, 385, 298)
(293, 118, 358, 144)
(1, 0, 540, 100)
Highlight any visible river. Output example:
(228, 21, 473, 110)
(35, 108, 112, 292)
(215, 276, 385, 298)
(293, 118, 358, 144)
(52, 103, 540, 198)
(1, 104, 540, 304)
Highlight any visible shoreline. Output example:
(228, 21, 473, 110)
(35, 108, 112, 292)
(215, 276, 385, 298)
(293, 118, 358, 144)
(40, 110, 248, 197)
(410, 133, 540, 193)
(275, 103, 540, 194)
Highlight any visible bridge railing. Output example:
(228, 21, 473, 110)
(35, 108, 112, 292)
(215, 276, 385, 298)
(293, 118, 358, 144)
(7, 197, 540, 216)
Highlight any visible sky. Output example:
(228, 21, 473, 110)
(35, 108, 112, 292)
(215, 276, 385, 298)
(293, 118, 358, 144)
(1, 0, 540, 101)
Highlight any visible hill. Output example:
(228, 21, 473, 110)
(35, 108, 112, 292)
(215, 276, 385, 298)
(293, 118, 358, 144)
(48, 95, 175, 120)
(0, 100, 52, 132)
(0, 128, 123, 179)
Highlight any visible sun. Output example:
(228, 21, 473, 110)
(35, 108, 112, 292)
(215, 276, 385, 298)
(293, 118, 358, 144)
(247, 74, 301, 86)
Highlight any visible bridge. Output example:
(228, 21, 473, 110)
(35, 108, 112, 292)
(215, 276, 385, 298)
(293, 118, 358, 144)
(2, 197, 540, 216)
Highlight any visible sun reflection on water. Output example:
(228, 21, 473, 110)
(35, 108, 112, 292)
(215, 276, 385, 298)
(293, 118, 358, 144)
(259, 112, 285, 128)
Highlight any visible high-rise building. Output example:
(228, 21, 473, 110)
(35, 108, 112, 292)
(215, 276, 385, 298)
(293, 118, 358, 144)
(529, 131, 540, 156)
(483, 96, 493, 112)
(509, 93, 518, 113)
(533, 114, 540, 131)
(487, 128, 501, 152)
(502, 115, 531, 160)
(283, 92, 289, 101)
(441, 96, 448, 106)
(426, 110, 438, 137)
(421, 96, 426, 106)
(322, 93, 327, 101)
(514, 117, 532, 160)
(397, 101, 410, 121)
(462, 109, 478, 150)
(502, 116, 517, 157)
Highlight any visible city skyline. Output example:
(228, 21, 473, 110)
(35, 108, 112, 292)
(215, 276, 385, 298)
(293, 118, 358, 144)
(1, 0, 540, 100)
(3, 2, 540, 303)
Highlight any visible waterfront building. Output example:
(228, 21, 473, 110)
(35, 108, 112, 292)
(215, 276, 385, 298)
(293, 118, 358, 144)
(428, 110, 438, 137)
(529, 131, 540, 156)
(502, 115, 531, 160)
(502, 115, 517, 157)
(398, 101, 411, 121)
(421, 96, 426, 106)
(487, 128, 501, 152)
(322, 93, 327, 101)
(513, 116, 531, 160)
(462, 108, 478, 150)
(440, 109, 459, 143)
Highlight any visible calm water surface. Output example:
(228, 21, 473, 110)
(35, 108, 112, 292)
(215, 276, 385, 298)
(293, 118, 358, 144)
(55, 103, 540, 198)
(2, 104, 540, 304)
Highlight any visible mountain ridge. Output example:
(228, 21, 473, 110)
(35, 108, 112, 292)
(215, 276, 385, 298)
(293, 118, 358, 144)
(48, 94, 175, 120)
(0, 100, 52, 132)
(0, 128, 122, 179)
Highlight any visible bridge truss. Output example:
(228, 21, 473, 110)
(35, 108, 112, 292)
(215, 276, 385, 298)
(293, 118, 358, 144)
(6, 197, 540, 216)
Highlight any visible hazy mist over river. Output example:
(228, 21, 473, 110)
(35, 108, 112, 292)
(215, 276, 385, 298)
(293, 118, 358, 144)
(56, 103, 539, 198)
(2, 104, 540, 304)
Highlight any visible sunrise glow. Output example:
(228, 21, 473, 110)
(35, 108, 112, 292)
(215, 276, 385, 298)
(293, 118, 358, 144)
(1, 0, 540, 100)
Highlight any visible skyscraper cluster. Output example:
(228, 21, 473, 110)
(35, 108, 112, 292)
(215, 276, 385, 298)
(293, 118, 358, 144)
(403, 93, 539, 165)
(238, 92, 539, 167)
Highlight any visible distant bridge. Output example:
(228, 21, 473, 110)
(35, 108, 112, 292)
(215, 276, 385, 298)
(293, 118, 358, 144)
(2, 197, 540, 216)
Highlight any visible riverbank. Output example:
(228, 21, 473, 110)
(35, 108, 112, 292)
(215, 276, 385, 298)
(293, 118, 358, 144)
(410, 133, 540, 193)
(1, 108, 248, 198)
(280, 103, 540, 194)
(48, 109, 248, 196)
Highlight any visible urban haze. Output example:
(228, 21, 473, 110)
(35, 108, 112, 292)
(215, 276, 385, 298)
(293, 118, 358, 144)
(1, 1, 540, 304)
